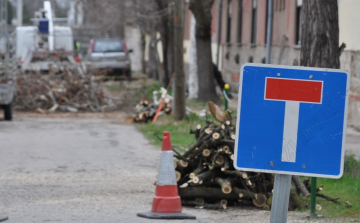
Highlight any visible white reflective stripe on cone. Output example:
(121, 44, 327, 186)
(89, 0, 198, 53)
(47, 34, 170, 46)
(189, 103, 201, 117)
(157, 151, 177, 186)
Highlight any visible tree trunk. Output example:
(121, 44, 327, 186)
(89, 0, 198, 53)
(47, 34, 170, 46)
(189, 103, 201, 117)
(300, 0, 339, 69)
(117, 1, 125, 39)
(188, 14, 198, 99)
(156, 0, 171, 87)
(299, 2, 339, 213)
(153, 38, 161, 81)
(167, 2, 175, 79)
(190, 0, 219, 103)
(196, 33, 218, 103)
(140, 31, 146, 74)
(160, 29, 170, 86)
(148, 31, 158, 79)
(173, 0, 186, 120)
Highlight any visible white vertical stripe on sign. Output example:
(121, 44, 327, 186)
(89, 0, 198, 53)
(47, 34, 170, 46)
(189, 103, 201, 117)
(281, 101, 300, 163)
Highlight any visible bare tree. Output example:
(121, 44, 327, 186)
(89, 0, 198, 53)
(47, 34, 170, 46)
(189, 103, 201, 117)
(300, 0, 340, 69)
(82, 0, 163, 78)
(23, 0, 43, 24)
(131, 0, 164, 80)
(189, 0, 219, 103)
(155, 0, 173, 87)
(81, 0, 125, 38)
(173, 0, 185, 120)
(188, 14, 198, 99)
(82, 0, 174, 87)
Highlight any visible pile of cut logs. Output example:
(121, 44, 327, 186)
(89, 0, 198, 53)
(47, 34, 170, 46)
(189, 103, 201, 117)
(132, 97, 172, 123)
(15, 69, 115, 112)
(173, 102, 351, 210)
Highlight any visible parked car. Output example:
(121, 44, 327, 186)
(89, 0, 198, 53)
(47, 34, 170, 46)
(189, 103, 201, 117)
(86, 38, 132, 78)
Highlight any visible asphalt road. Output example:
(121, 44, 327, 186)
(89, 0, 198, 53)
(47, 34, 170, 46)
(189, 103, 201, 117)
(0, 116, 358, 223)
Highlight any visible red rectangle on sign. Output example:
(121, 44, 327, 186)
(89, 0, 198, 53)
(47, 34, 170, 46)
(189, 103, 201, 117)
(265, 78, 323, 103)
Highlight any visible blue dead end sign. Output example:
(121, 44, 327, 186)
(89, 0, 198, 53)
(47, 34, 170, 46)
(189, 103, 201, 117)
(234, 64, 349, 178)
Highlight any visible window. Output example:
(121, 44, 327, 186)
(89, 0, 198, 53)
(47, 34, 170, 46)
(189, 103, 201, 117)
(283, 0, 286, 10)
(251, 0, 257, 44)
(279, 0, 285, 11)
(276, 0, 285, 11)
(93, 40, 123, 53)
(295, 0, 302, 45)
(237, 0, 242, 44)
(226, 0, 232, 43)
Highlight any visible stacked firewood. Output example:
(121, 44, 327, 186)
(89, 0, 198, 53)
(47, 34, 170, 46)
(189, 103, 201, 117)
(173, 103, 274, 209)
(14, 68, 115, 112)
(173, 102, 350, 210)
(132, 97, 172, 123)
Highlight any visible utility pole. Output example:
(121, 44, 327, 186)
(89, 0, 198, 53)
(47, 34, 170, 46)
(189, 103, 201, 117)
(17, 0, 23, 26)
(173, 0, 185, 120)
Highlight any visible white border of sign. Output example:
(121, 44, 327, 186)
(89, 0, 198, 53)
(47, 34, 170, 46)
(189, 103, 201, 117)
(234, 63, 350, 179)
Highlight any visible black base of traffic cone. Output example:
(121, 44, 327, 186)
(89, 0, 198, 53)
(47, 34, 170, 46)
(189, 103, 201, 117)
(0, 216, 8, 222)
(137, 211, 196, 220)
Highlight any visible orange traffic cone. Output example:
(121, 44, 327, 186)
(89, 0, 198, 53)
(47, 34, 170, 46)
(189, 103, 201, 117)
(137, 131, 196, 219)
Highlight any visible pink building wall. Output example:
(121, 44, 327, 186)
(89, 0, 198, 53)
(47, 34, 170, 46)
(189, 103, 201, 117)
(272, 0, 297, 46)
(242, 0, 252, 44)
(256, 1, 267, 45)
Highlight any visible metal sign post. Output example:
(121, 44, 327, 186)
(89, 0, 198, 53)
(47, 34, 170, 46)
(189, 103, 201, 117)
(266, 72, 323, 223)
(310, 177, 317, 218)
(234, 64, 349, 222)
(270, 174, 291, 223)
